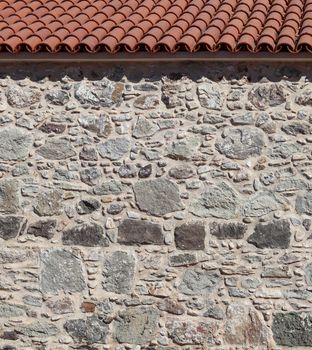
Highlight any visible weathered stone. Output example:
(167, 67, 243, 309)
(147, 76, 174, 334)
(64, 317, 108, 344)
(40, 249, 86, 294)
(209, 222, 247, 239)
(98, 137, 130, 160)
(296, 191, 312, 215)
(190, 182, 238, 219)
(78, 114, 112, 137)
(0, 303, 25, 317)
(37, 138, 76, 160)
(75, 79, 123, 106)
(6, 85, 41, 108)
(272, 312, 312, 347)
(33, 189, 63, 216)
(0, 179, 20, 214)
(269, 142, 309, 158)
(158, 299, 185, 315)
(282, 121, 311, 135)
(103, 250, 135, 293)
(79, 146, 98, 161)
(0, 127, 32, 161)
(0, 248, 37, 264)
(77, 199, 101, 214)
(166, 137, 200, 160)
(132, 116, 159, 138)
(248, 83, 286, 110)
(0, 216, 24, 240)
(174, 222, 205, 250)
(39, 122, 66, 134)
(197, 82, 223, 110)
(45, 90, 69, 105)
(134, 95, 159, 109)
(46, 297, 74, 314)
(179, 269, 220, 295)
(113, 307, 159, 345)
(169, 252, 197, 267)
(16, 321, 58, 338)
(80, 167, 102, 186)
(204, 302, 225, 320)
(295, 88, 312, 106)
(27, 219, 56, 239)
(134, 178, 183, 216)
(243, 191, 288, 217)
(169, 165, 194, 179)
(118, 218, 164, 245)
(107, 202, 125, 215)
(138, 164, 152, 178)
(118, 164, 137, 178)
(93, 180, 123, 195)
(63, 223, 108, 247)
(216, 127, 265, 159)
(247, 219, 291, 249)
(304, 262, 312, 285)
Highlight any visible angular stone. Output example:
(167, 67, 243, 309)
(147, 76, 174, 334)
(16, 321, 58, 338)
(272, 312, 312, 346)
(45, 90, 69, 105)
(33, 189, 63, 217)
(134, 178, 183, 216)
(0, 128, 32, 161)
(197, 82, 223, 110)
(64, 317, 108, 344)
(166, 137, 200, 160)
(282, 122, 311, 135)
(132, 116, 159, 138)
(107, 202, 125, 215)
(0, 216, 24, 240)
(118, 219, 164, 245)
(77, 199, 101, 215)
(103, 250, 135, 293)
(39, 122, 66, 134)
(46, 297, 74, 314)
(248, 83, 286, 110)
(134, 95, 159, 109)
(190, 182, 238, 219)
(179, 269, 220, 295)
(27, 219, 56, 239)
(174, 222, 205, 250)
(169, 165, 195, 179)
(243, 191, 288, 217)
(204, 302, 225, 320)
(98, 137, 130, 160)
(269, 142, 309, 159)
(113, 307, 159, 345)
(0, 248, 37, 264)
(169, 252, 197, 267)
(209, 222, 247, 239)
(80, 167, 102, 186)
(296, 191, 312, 215)
(78, 114, 112, 137)
(295, 88, 312, 106)
(0, 303, 25, 317)
(0, 179, 20, 214)
(6, 85, 41, 108)
(37, 138, 76, 160)
(79, 146, 98, 161)
(247, 220, 291, 249)
(138, 164, 152, 178)
(158, 299, 185, 315)
(118, 164, 137, 178)
(75, 79, 123, 107)
(216, 127, 265, 159)
(94, 180, 123, 195)
(304, 262, 312, 285)
(40, 249, 86, 294)
(63, 223, 108, 247)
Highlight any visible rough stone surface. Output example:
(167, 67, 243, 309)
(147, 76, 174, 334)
(0, 127, 32, 161)
(98, 137, 130, 160)
(37, 138, 76, 160)
(6, 85, 41, 108)
(0, 179, 20, 214)
(248, 83, 286, 110)
(62, 223, 108, 246)
(179, 269, 220, 295)
(0, 216, 24, 240)
(33, 189, 63, 217)
(174, 222, 206, 250)
(296, 191, 312, 215)
(209, 222, 247, 239)
(197, 82, 223, 110)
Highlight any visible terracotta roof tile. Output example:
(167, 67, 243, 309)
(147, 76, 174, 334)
(1, 0, 312, 53)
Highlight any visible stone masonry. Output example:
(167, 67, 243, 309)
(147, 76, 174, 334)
(0, 62, 312, 349)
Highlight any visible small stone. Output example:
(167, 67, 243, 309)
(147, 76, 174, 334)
(166, 137, 200, 160)
(134, 95, 159, 109)
(80, 167, 102, 186)
(0, 216, 24, 240)
(174, 222, 206, 250)
(0, 303, 25, 317)
(94, 180, 123, 195)
(132, 116, 159, 138)
(46, 297, 74, 314)
(247, 219, 291, 249)
(269, 142, 309, 159)
(118, 164, 137, 178)
(63, 223, 108, 247)
(103, 250, 135, 294)
(282, 122, 311, 135)
(134, 178, 183, 216)
(169, 165, 194, 179)
(204, 302, 225, 320)
(295, 88, 312, 106)
(37, 138, 76, 160)
(79, 146, 98, 161)
(27, 219, 56, 239)
(33, 189, 63, 216)
(45, 90, 69, 105)
(158, 299, 185, 315)
(197, 82, 223, 110)
(6, 85, 41, 108)
(209, 222, 247, 239)
(78, 114, 112, 137)
(296, 191, 312, 215)
(98, 137, 130, 160)
(169, 252, 197, 267)
(107, 203, 124, 215)
(138, 164, 152, 178)
(304, 262, 312, 285)
(77, 199, 101, 215)
(16, 321, 58, 338)
(179, 269, 220, 295)
(248, 83, 286, 110)
(0, 179, 20, 214)
(39, 122, 66, 134)
(0, 127, 32, 161)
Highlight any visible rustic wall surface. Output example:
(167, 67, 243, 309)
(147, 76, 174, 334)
(0, 61, 312, 350)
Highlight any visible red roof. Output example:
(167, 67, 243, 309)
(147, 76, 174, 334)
(0, 0, 311, 54)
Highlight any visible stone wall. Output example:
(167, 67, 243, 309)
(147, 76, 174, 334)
(0, 62, 312, 349)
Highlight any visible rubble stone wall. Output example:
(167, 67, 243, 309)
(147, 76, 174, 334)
(0, 62, 312, 349)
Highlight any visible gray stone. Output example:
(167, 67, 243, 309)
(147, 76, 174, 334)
(75, 79, 123, 107)
(118, 164, 137, 178)
(40, 249, 86, 294)
(269, 142, 309, 159)
(209, 222, 247, 239)
(103, 250, 135, 293)
(179, 269, 220, 295)
(169, 252, 197, 267)
(64, 317, 108, 344)
(190, 182, 238, 219)
(16, 321, 58, 338)
(6, 85, 41, 108)
(33, 189, 63, 216)
(247, 219, 291, 249)
(272, 312, 312, 346)
(295, 88, 312, 106)
(77, 199, 101, 214)
(169, 165, 195, 179)
(166, 137, 200, 160)
(0, 179, 20, 214)
(204, 302, 225, 320)
(39, 122, 66, 134)
(215, 127, 265, 159)
(158, 299, 185, 315)
(80, 167, 102, 185)
(0, 303, 25, 317)
(63, 223, 108, 247)
(174, 222, 205, 250)
(46, 297, 74, 314)
(248, 83, 286, 110)
(296, 191, 312, 215)
(78, 114, 112, 137)
(132, 116, 159, 138)
(243, 191, 288, 217)
(98, 137, 130, 160)
(0, 216, 24, 240)
(107, 202, 125, 215)
(37, 138, 76, 160)
(118, 219, 164, 245)
(113, 307, 159, 345)
(134, 178, 183, 216)
(241, 277, 261, 289)
(45, 90, 69, 105)
(138, 164, 152, 178)
(27, 219, 56, 239)
(282, 122, 311, 135)
(197, 82, 223, 110)
(79, 146, 98, 161)
(133, 95, 160, 109)
(304, 262, 312, 285)
(94, 180, 123, 195)
(0, 248, 37, 264)
(0, 128, 32, 161)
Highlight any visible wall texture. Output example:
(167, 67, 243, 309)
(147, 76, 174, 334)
(0, 62, 312, 350)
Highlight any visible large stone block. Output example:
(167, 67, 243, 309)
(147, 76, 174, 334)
(174, 222, 206, 250)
